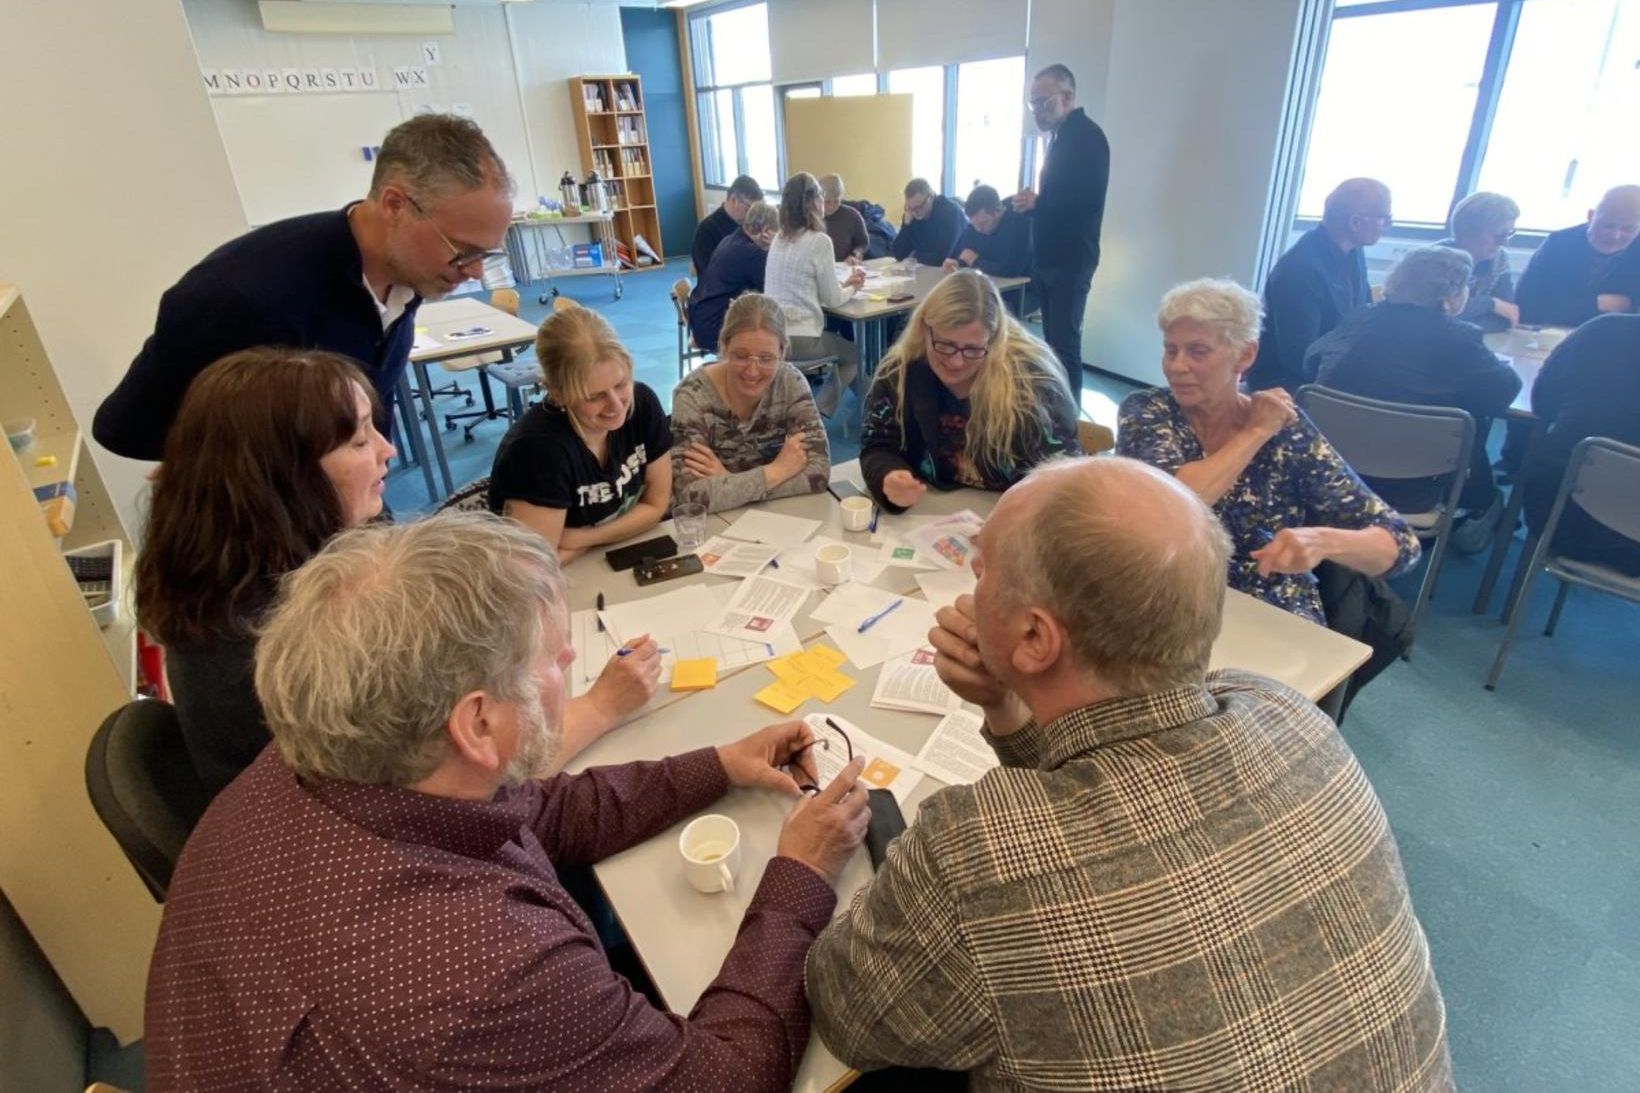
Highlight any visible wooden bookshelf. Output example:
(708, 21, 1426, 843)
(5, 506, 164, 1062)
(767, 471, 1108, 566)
(0, 283, 156, 1042)
(568, 74, 664, 271)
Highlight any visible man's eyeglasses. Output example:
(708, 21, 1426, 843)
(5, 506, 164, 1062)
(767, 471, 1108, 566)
(406, 194, 506, 271)
(791, 717, 853, 796)
(728, 350, 780, 369)
(929, 337, 990, 361)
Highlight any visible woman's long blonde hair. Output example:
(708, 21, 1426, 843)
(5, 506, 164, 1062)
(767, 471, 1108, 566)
(874, 270, 1070, 470)
(534, 300, 635, 435)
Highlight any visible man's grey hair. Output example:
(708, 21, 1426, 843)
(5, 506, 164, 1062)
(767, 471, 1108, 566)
(1034, 64, 1076, 92)
(818, 173, 845, 202)
(255, 512, 563, 787)
(1157, 278, 1263, 352)
(1321, 177, 1391, 232)
(743, 200, 779, 236)
(1384, 246, 1473, 309)
(1450, 191, 1519, 240)
(903, 177, 935, 200)
(369, 113, 514, 204)
(1003, 457, 1230, 694)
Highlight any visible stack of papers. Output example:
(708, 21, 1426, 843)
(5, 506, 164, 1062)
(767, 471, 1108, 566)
(802, 713, 924, 804)
(694, 536, 779, 578)
(912, 710, 997, 786)
(721, 509, 821, 548)
(754, 644, 856, 713)
(810, 582, 938, 669)
(598, 585, 800, 683)
(871, 649, 963, 715)
(903, 510, 984, 570)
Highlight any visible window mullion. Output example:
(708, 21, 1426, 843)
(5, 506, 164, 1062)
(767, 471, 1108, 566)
(732, 87, 750, 178)
(1451, 0, 1522, 213)
(942, 64, 959, 195)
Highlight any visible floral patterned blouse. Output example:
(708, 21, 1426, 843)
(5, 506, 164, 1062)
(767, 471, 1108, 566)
(1116, 387, 1420, 623)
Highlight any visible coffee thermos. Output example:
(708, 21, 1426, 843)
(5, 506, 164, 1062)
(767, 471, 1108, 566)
(559, 170, 580, 211)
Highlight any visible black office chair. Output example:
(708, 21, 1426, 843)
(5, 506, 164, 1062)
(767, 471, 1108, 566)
(85, 700, 211, 902)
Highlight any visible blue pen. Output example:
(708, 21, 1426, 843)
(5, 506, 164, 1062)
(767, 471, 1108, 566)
(868, 505, 880, 533)
(856, 599, 903, 633)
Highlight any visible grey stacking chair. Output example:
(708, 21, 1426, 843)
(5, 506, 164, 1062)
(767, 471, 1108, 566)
(1486, 436, 1640, 690)
(1296, 386, 1474, 653)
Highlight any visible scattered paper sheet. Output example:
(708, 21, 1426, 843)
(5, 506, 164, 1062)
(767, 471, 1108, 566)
(810, 581, 901, 626)
(903, 510, 985, 571)
(599, 585, 720, 646)
(601, 585, 799, 683)
(871, 649, 963, 715)
(914, 568, 977, 611)
(802, 713, 924, 804)
(913, 710, 998, 787)
(721, 509, 822, 548)
(878, 539, 938, 569)
(694, 536, 780, 579)
(818, 588, 939, 669)
(776, 536, 888, 590)
(569, 608, 619, 698)
(707, 575, 812, 640)
(868, 511, 934, 545)
(411, 329, 442, 353)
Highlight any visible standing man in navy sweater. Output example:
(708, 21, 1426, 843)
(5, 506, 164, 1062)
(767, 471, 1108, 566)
(93, 114, 514, 462)
(1014, 64, 1110, 402)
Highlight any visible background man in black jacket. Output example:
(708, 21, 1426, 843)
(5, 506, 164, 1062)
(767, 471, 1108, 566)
(1014, 63, 1110, 402)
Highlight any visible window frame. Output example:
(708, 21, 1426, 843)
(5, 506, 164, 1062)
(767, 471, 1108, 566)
(688, 0, 776, 191)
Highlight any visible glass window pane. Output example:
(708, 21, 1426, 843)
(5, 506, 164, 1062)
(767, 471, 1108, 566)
(1478, 0, 1640, 231)
(741, 84, 779, 193)
(953, 56, 1026, 198)
(698, 3, 770, 87)
(784, 86, 821, 100)
(698, 89, 735, 188)
(1297, 6, 1495, 225)
(830, 73, 877, 97)
(888, 66, 946, 189)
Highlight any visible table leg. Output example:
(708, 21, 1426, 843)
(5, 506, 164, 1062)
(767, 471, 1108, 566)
(1318, 682, 1347, 723)
(1472, 418, 1541, 615)
(414, 359, 455, 499)
(850, 318, 871, 406)
(395, 373, 440, 505)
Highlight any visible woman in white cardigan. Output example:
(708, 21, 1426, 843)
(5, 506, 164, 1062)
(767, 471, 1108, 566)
(764, 171, 864, 414)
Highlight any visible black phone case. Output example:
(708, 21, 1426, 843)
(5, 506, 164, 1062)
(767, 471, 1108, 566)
(864, 788, 907, 870)
(606, 535, 677, 571)
(634, 554, 704, 586)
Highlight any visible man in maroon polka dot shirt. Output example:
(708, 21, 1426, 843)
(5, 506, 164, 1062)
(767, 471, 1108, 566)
(145, 513, 870, 1091)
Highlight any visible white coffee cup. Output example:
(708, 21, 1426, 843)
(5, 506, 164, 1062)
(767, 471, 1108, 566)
(679, 814, 740, 894)
(840, 495, 874, 532)
(815, 543, 852, 585)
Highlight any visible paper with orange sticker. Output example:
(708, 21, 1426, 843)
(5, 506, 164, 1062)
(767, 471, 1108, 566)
(800, 713, 924, 805)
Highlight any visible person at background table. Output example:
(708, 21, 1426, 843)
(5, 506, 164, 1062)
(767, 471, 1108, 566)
(93, 113, 513, 463)
(1439, 190, 1520, 332)
(147, 512, 872, 1092)
(1515, 184, 1640, 326)
(1308, 246, 1520, 552)
(671, 294, 831, 514)
(488, 304, 672, 563)
(1014, 63, 1110, 402)
(807, 457, 1452, 1091)
(1246, 177, 1391, 392)
(891, 177, 966, 267)
(765, 172, 864, 416)
(136, 349, 659, 798)
(689, 200, 777, 353)
(860, 270, 1079, 513)
(942, 184, 1032, 279)
(819, 173, 869, 263)
(690, 174, 764, 278)
(1522, 313, 1640, 576)
(1117, 278, 1419, 625)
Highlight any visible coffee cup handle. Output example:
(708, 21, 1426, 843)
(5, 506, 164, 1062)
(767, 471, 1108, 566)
(718, 863, 735, 893)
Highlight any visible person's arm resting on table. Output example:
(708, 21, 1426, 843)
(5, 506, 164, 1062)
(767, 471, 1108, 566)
(518, 455, 670, 564)
(859, 374, 928, 512)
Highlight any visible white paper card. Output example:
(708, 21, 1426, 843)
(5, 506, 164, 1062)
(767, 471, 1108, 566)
(913, 710, 998, 786)
(914, 568, 977, 611)
(598, 585, 720, 647)
(694, 535, 779, 579)
(822, 597, 938, 670)
(802, 713, 924, 805)
(871, 649, 963, 715)
(809, 582, 902, 627)
(721, 509, 822, 548)
(904, 510, 985, 570)
(569, 608, 619, 698)
(706, 575, 812, 640)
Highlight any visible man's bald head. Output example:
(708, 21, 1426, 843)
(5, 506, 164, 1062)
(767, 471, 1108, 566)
(986, 457, 1230, 694)
(1589, 185, 1640, 255)
(1322, 178, 1393, 248)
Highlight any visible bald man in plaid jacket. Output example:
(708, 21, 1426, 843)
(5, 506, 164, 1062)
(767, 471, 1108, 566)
(806, 457, 1452, 1091)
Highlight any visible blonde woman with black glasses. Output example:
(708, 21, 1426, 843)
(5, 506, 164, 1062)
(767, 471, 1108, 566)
(860, 269, 1081, 511)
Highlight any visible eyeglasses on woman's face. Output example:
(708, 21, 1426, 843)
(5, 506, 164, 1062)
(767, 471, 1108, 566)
(929, 337, 989, 361)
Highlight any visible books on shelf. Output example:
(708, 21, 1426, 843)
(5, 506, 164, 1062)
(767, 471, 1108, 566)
(581, 83, 607, 112)
(614, 82, 640, 111)
(615, 116, 647, 145)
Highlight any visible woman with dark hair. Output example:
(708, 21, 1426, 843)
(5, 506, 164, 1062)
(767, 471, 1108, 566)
(137, 347, 658, 797)
(764, 171, 864, 414)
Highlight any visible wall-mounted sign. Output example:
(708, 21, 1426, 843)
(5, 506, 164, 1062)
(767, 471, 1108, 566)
(201, 67, 384, 96)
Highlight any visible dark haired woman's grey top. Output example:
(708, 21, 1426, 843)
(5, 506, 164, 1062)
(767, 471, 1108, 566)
(169, 634, 269, 798)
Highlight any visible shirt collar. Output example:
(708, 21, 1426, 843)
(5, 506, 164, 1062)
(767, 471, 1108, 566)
(363, 277, 416, 331)
(1039, 684, 1220, 769)
(302, 771, 535, 860)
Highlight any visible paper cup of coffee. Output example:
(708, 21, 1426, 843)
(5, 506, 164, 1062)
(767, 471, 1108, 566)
(679, 814, 740, 894)
(815, 543, 852, 585)
(840, 495, 874, 531)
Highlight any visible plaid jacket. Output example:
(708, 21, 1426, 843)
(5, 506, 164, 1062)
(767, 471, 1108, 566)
(806, 671, 1452, 1091)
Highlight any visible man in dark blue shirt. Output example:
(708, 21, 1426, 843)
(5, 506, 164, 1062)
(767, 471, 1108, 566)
(1247, 177, 1390, 392)
(94, 114, 515, 462)
(944, 185, 1032, 278)
(1515, 184, 1640, 328)
(891, 178, 966, 267)
(1013, 64, 1110, 402)
(689, 201, 777, 352)
(691, 175, 764, 277)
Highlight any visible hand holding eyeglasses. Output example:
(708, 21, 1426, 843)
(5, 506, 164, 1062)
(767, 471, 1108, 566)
(776, 756, 870, 883)
(716, 720, 819, 798)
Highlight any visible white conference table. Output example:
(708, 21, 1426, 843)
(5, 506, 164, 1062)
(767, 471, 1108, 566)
(396, 296, 539, 503)
(560, 461, 1370, 1093)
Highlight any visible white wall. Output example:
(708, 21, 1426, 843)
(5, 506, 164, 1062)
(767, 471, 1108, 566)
(182, 0, 627, 222)
(1026, 0, 1116, 123)
(1082, 0, 1303, 388)
(0, 0, 249, 536)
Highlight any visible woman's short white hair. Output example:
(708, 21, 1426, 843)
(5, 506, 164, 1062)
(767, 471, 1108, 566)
(1156, 278, 1263, 351)
(1450, 191, 1520, 239)
(1384, 246, 1473, 308)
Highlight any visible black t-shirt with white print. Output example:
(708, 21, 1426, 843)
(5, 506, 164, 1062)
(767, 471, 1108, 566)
(487, 381, 673, 528)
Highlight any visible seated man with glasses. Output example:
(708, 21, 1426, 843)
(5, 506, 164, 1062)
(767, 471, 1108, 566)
(891, 177, 967, 268)
(1247, 177, 1391, 393)
(95, 113, 514, 462)
(807, 455, 1453, 1091)
(860, 270, 1079, 513)
(671, 293, 831, 514)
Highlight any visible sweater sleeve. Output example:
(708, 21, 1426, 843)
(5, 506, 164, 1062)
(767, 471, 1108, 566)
(860, 370, 917, 511)
(760, 366, 832, 502)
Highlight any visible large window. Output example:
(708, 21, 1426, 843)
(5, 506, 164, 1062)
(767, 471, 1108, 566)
(952, 56, 1026, 200)
(887, 67, 946, 186)
(690, 2, 778, 191)
(1297, 0, 1640, 234)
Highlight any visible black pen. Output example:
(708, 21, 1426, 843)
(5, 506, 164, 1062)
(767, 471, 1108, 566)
(596, 592, 605, 631)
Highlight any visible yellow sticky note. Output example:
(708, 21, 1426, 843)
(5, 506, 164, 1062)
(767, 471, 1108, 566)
(805, 644, 848, 670)
(670, 658, 718, 692)
(754, 679, 808, 714)
(806, 669, 855, 703)
(766, 654, 808, 685)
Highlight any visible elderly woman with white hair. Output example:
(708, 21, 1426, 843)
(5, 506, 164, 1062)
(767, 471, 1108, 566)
(1440, 191, 1521, 330)
(1116, 278, 1420, 626)
(1307, 246, 1520, 543)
